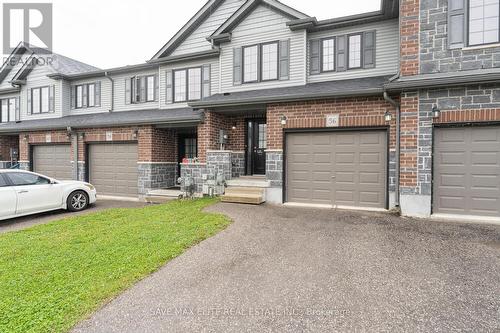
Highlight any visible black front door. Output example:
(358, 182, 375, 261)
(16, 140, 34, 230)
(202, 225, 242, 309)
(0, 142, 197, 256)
(246, 119, 266, 175)
(178, 134, 197, 176)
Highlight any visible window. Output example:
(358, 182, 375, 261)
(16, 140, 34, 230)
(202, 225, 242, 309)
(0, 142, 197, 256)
(0, 98, 17, 123)
(146, 75, 155, 102)
(88, 84, 95, 107)
(174, 70, 187, 102)
(322, 38, 335, 71)
(243, 45, 259, 82)
(261, 43, 278, 80)
(184, 138, 197, 159)
(188, 68, 201, 100)
(31, 86, 52, 114)
(348, 34, 362, 69)
(469, 0, 500, 46)
(5, 172, 50, 186)
(41, 87, 49, 113)
(76, 85, 83, 108)
(258, 123, 267, 149)
(173, 67, 203, 102)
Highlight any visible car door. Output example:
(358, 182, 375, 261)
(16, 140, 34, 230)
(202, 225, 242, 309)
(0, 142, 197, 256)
(4, 172, 63, 215)
(0, 174, 17, 219)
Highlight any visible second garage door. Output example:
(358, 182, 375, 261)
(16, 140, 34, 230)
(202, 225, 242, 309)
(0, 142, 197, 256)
(433, 126, 500, 217)
(88, 143, 138, 197)
(286, 130, 387, 209)
(32, 144, 72, 180)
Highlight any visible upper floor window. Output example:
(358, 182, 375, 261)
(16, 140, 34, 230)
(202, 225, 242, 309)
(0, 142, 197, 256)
(322, 38, 335, 72)
(261, 43, 278, 81)
(173, 67, 202, 102)
(0, 98, 17, 123)
(31, 86, 53, 114)
(243, 45, 259, 83)
(469, 0, 499, 46)
(348, 34, 362, 69)
(125, 75, 157, 105)
(310, 31, 375, 75)
(72, 82, 100, 109)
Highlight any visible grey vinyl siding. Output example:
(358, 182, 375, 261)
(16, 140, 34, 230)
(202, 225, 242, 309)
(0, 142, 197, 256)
(307, 19, 399, 83)
(159, 58, 220, 109)
(112, 69, 159, 112)
(170, 0, 245, 57)
(63, 78, 111, 115)
(220, 4, 307, 93)
(19, 64, 62, 121)
(0, 54, 31, 90)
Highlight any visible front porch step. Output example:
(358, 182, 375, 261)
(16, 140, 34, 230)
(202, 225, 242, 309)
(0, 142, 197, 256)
(221, 186, 265, 205)
(145, 189, 183, 204)
(226, 177, 270, 188)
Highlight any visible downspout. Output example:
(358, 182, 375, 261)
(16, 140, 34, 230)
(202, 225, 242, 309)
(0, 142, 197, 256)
(383, 90, 400, 208)
(104, 71, 114, 112)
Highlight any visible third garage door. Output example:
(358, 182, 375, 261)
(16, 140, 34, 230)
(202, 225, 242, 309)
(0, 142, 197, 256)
(88, 143, 138, 197)
(433, 126, 500, 217)
(286, 130, 387, 209)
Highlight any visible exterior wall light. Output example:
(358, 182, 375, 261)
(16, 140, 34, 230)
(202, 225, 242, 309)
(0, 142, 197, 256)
(384, 111, 392, 122)
(432, 105, 441, 118)
(280, 115, 287, 125)
(132, 129, 139, 139)
(231, 123, 237, 130)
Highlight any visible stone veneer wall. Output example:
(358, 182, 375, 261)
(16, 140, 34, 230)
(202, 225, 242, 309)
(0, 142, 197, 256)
(231, 151, 245, 178)
(206, 151, 232, 181)
(420, 0, 500, 74)
(180, 163, 210, 193)
(265, 151, 283, 187)
(138, 162, 178, 195)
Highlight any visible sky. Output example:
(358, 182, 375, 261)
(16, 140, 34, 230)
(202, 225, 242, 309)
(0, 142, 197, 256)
(0, 0, 381, 69)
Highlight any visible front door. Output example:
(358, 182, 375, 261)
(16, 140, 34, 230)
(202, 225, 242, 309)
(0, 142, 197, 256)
(246, 119, 266, 175)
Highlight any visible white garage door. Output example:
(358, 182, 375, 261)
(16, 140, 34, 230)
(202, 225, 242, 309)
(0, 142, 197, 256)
(286, 130, 387, 209)
(433, 126, 500, 217)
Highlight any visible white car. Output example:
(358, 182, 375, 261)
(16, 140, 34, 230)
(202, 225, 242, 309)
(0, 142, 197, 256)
(0, 170, 97, 221)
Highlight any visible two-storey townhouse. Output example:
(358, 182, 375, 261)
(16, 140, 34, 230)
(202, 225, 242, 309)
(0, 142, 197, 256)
(0, 0, 404, 211)
(386, 0, 500, 220)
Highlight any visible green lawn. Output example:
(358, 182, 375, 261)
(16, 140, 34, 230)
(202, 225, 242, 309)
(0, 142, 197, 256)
(0, 198, 230, 333)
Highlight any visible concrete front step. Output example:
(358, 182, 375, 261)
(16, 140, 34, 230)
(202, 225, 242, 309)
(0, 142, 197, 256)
(221, 186, 265, 205)
(226, 178, 270, 188)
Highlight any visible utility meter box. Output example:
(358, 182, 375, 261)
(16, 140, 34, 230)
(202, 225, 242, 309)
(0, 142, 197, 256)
(219, 129, 228, 144)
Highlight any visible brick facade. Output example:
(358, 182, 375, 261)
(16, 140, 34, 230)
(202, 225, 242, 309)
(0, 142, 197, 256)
(400, 0, 420, 76)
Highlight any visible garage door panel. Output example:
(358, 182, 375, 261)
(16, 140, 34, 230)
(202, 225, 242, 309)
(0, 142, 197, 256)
(89, 143, 138, 197)
(434, 126, 500, 217)
(286, 130, 386, 208)
(33, 145, 72, 180)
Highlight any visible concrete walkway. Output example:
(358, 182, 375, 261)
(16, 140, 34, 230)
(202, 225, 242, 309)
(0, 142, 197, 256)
(73, 203, 500, 332)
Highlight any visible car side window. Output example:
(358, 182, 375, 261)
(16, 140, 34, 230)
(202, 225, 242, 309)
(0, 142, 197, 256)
(5, 172, 50, 186)
(0, 174, 9, 187)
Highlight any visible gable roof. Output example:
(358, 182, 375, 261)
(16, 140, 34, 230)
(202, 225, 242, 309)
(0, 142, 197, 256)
(151, 0, 227, 60)
(209, 0, 309, 42)
(0, 42, 100, 86)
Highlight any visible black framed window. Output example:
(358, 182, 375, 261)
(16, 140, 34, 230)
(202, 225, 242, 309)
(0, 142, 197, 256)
(468, 0, 500, 46)
(146, 75, 155, 102)
(243, 45, 259, 83)
(261, 42, 278, 81)
(31, 86, 51, 114)
(348, 34, 362, 69)
(127, 75, 156, 104)
(184, 138, 197, 159)
(0, 98, 17, 123)
(88, 83, 95, 107)
(321, 38, 335, 72)
(75, 83, 96, 109)
(173, 67, 202, 102)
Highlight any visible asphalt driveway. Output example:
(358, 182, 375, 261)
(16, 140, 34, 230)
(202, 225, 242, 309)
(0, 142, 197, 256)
(73, 203, 500, 332)
(0, 199, 148, 234)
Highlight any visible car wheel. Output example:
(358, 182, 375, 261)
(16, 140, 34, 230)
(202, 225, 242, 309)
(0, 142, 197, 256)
(67, 190, 89, 212)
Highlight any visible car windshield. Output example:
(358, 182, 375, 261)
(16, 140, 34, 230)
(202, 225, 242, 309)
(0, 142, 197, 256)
(5, 172, 51, 186)
(0, 174, 8, 187)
